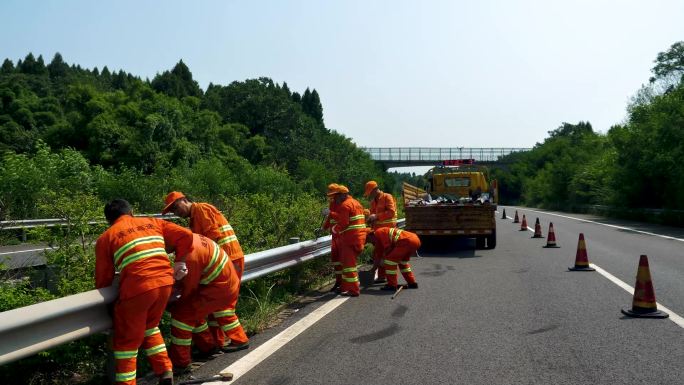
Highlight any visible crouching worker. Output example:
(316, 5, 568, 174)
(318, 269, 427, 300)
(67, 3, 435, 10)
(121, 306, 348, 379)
(96, 199, 194, 385)
(167, 234, 249, 371)
(365, 228, 420, 291)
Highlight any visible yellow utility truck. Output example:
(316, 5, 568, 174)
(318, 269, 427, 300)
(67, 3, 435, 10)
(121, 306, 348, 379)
(403, 165, 497, 249)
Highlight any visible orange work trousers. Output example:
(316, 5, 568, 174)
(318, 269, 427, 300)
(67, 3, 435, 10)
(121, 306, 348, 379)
(339, 241, 363, 295)
(169, 284, 247, 368)
(112, 285, 172, 385)
(383, 242, 419, 288)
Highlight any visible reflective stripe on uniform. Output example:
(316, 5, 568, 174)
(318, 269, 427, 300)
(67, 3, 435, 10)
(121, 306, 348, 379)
(218, 235, 238, 246)
(349, 214, 365, 221)
(342, 267, 357, 273)
(144, 343, 167, 356)
(193, 322, 209, 333)
(222, 319, 241, 331)
(171, 336, 192, 346)
(342, 224, 366, 233)
(115, 371, 137, 382)
(113, 236, 165, 264)
(213, 309, 236, 318)
(218, 224, 234, 233)
(200, 253, 229, 284)
(383, 260, 398, 266)
(171, 319, 194, 332)
(343, 276, 360, 282)
(389, 228, 403, 243)
(208, 321, 219, 327)
(202, 244, 220, 275)
(401, 267, 412, 273)
(113, 350, 138, 359)
(117, 247, 167, 271)
(385, 270, 398, 275)
(144, 327, 160, 337)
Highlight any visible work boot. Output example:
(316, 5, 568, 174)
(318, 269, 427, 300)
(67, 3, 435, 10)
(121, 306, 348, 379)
(339, 291, 359, 297)
(380, 285, 397, 291)
(373, 278, 387, 284)
(407, 282, 418, 289)
(222, 341, 250, 353)
(195, 347, 221, 360)
(158, 371, 173, 385)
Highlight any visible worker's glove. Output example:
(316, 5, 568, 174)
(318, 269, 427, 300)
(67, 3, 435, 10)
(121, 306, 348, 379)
(321, 207, 330, 216)
(173, 262, 188, 280)
(368, 214, 378, 223)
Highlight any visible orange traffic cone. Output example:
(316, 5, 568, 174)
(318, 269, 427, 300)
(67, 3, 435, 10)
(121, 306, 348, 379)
(531, 218, 543, 238)
(501, 208, 507, 219)
(568, 233, 595, 271)
(519, 215, 528, 231)
(543, 222, 560, 248)
(513, 211, 520, 223)
(621, 255, 668, 318)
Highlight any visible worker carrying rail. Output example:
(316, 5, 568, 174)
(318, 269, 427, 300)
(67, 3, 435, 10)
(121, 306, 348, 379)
(365, 227, 419, 291)
(95, 199, 194, 385)
(363, 180, 398, 284)
(168, 234, 248, 371)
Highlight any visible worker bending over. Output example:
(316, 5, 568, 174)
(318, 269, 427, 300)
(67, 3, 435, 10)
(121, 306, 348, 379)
(364, 181, 397, 284)
(95, 199, 193, 385)
(168, 234, 248, 369)
(366, 227, 419, 291)
(327, 184, 367, 297)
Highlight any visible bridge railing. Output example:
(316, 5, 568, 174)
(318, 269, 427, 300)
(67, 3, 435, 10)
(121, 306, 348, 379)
(361, 147, 531, 163)
(0, 219, 405, 366)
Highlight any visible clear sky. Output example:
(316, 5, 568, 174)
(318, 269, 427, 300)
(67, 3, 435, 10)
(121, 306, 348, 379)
(2, 0, 683, 150)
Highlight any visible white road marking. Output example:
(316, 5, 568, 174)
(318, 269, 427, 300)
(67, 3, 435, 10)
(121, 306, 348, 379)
(498, 209, 684, 328)
(591, 263, 684, 329)
(205, 295, 350, 384)
(0, 248, 47, 256)
(509, 207, 684, 243)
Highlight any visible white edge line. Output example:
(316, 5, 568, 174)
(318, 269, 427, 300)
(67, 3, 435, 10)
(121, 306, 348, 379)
(590, 263, 684, 329)
(510, 207, 684, 243)
(204, 295, 350, 384)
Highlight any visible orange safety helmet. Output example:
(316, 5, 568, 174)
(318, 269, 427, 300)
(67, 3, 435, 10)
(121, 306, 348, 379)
(162, 191, 186, 214)
(364, 181, 378, 197)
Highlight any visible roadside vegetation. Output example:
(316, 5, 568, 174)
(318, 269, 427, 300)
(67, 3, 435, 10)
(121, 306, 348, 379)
(492, 41, 684, 225)
(0, 54, 396, 383)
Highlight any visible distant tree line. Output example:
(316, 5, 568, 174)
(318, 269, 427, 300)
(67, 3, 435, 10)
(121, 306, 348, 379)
(492, 41, 684, 213)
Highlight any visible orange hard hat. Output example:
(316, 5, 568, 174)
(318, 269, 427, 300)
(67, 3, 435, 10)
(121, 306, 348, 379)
(363, 209, 370, 216)
(364, 181, 378, 197)
(162, 191, 186, 214)
(327, 184, 349, 196)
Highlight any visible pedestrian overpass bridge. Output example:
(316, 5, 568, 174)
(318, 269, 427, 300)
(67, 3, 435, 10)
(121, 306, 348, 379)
(361, 147, 532, 168)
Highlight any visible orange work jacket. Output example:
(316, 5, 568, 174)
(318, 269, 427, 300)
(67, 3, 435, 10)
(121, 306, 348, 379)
(330, 195, 367, 246)
(189, 202, 244, 262)
(372, 227, 420, 256)
(370, 192, 397, 229)
(95, 215, 193, 300)
(177, 234, 238, 300)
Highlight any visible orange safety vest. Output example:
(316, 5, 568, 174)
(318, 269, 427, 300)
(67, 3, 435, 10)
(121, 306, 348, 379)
(189, 202, 244, 261)
(370, 191, 397, 229)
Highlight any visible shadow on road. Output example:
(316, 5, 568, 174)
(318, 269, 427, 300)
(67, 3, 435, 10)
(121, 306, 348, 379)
(417, 236, 482, 259)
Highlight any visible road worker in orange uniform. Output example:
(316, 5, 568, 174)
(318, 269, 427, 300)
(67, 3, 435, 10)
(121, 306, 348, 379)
(322, 184, 343, 292)
(163, 192, 244, 279)
(95, 199, 194, 385)
(327, 185, 367, 297)
(162, 191, 247, 350)
(168, 234, 248, 369)
(364, 181, 398, 284)
(366, 227, 419, 291)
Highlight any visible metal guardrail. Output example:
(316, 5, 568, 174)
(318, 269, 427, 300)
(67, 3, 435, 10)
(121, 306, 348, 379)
(0, 214, 177, 230)
(0, 219, 405, 366)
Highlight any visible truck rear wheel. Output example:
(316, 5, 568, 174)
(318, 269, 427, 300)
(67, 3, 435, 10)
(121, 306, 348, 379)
(486, 230, 497, 249)
(475, 236, 486, 249)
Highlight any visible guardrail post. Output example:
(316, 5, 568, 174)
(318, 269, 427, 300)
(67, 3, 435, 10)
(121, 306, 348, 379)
(288, 237, 302, 292)
(21, 228, 27, 242)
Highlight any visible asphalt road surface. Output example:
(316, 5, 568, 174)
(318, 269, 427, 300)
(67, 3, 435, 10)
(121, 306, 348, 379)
(187, 207, 684, 385)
